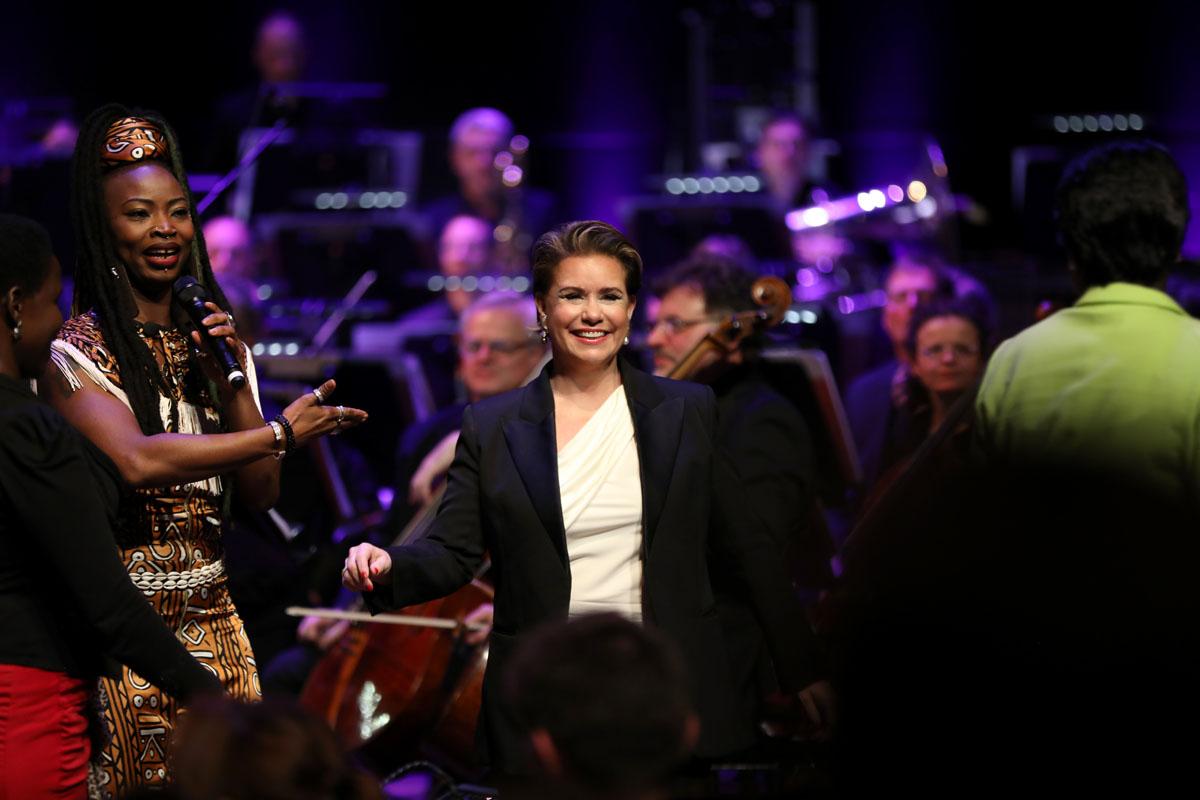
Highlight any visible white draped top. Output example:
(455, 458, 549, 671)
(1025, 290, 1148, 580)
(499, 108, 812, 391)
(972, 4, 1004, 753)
(556, 385, 644, 623)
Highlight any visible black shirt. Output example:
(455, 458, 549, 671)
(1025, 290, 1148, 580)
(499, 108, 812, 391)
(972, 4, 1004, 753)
(0, 375, 219, 700)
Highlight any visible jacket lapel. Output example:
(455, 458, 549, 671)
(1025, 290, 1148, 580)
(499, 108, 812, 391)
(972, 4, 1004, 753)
(620, 359, 684, 552)
(501, 366, 569, 566)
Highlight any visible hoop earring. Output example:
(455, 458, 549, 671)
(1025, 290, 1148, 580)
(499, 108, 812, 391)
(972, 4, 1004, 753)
(10, 319, 21, 342)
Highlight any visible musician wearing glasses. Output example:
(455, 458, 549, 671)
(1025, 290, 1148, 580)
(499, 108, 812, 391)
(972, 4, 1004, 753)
(646, 254, 832, 739)
(276, 293, 546, 682)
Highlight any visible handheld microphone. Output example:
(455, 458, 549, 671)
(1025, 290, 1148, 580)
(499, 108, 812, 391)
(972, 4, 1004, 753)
(173, 276, 247, 390)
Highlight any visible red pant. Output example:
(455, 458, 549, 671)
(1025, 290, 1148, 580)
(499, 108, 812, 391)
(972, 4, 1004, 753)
(0, 664, 90, 800)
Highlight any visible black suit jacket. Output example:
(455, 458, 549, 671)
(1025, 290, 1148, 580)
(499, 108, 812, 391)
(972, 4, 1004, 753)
(368, 358, 820, 770)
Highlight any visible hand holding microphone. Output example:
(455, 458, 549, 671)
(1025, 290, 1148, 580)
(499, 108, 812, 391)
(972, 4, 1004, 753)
(174, 276, 246, 391)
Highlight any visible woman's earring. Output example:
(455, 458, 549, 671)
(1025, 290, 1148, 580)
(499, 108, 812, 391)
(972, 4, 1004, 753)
(538, 314, 549, 343)
(111, 266, 120, 279)
(10, 319, 21, 342)
(623, 335, 630, 346)
(539, 328, 548, 344)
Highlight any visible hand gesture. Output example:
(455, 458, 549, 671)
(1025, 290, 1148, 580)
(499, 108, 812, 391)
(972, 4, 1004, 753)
(343, 543, 392, 592)
(280, 380, 369, 447)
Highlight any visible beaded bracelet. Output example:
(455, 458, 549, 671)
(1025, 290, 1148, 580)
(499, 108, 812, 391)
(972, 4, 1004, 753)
(273, 413, 296, 455)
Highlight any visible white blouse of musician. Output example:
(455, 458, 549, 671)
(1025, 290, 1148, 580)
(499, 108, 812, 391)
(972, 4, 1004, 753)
(557, 384, 644, 623)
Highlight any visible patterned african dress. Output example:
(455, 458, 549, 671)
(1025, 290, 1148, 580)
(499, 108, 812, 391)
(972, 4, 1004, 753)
(49, 312, 262, 799)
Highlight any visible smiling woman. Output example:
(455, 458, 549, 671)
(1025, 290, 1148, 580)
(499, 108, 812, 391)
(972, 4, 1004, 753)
(37, 105, 366, 798)
(343, 221, 833, 774)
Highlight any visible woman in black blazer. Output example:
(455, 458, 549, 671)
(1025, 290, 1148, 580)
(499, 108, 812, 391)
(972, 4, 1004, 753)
(345, 221, 831, 772)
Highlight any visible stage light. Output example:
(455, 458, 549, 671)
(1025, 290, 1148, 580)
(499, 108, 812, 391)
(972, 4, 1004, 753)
(916, 197, 938, 218)
(802, 207, 830, 227)
(1084, 115, 1098, 132)
(1114, 114, 1129, 131)
(494, 151, 514, 169)
(1130, 113, 1144, 130)
(1099, 115, 1113, 131)
(359, 192, 376, 209)
(330, 193, 348, 210)
(697, 177, 714, 193)
(728, 176, 746, 192)
(390, 192, 407, 208)
(744, 176, 761, 192)
(1054, 116, 1069, 133)
(713, 177, 730, 193)
(666, 178, 685, 195)
(284, 343, 300, 356)
(512, 276, 530, 292)
(907, 180, 927, 203)
(1069, 116, 1084, 132)
(800, 309, 818, 324)
(869, 189, 886, 208)
(682, 178, 700, 194)
(428, 276, 446, 292)
(857, 192, 872, 211)
(502, 165, 523, 187)
(462, 276, 478, 292)
(887, 184, 904, 202)
(478, 276, 495, 292)
(315, 193, 333, 210)
(268, 343, 283, 356)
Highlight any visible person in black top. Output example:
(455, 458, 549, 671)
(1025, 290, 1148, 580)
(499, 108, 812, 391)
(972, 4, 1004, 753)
(0, 214, 221, 799)
(645, 254, 833, 746)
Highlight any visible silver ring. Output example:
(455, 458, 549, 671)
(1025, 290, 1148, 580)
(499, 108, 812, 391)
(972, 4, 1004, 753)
(336, 405, 345, 424)
(312, 386, 327, 405)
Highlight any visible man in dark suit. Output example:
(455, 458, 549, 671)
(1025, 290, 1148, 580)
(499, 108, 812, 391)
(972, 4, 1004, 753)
(645, 254, 831, 742)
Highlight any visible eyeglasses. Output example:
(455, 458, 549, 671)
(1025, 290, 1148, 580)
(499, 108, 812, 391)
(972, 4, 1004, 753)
(918, 343, 980, 360)
(887, 289, 936, 307)
(648, 316, 715, 335)
(458, 338, 535, 356)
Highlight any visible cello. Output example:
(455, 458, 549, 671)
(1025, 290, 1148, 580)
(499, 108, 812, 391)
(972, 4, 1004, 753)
(296, 484, 493, 779)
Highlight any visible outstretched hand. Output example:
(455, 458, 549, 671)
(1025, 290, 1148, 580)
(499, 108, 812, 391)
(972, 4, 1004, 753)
(280, 379, 369, 446)
(343, 543, 392, 592)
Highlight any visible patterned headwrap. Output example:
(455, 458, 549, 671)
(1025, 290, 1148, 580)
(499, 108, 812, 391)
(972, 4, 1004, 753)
(101, 116, 169, 169)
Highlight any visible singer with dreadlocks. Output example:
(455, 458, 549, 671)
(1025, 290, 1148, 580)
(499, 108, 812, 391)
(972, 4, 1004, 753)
(40, 105, 367, 797)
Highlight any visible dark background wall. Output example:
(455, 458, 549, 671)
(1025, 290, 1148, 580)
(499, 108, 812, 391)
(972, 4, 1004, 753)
(2, 0, 1197, 256)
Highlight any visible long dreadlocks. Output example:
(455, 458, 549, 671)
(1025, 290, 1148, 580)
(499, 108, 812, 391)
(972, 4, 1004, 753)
(70, 104, 235, 436)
